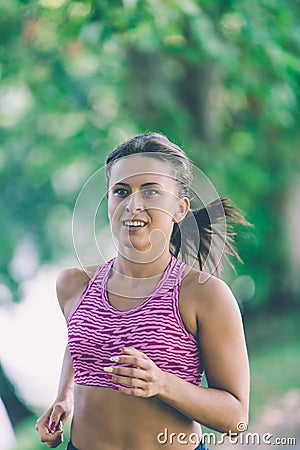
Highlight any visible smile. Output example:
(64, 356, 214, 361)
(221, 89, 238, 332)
(123, 220, 147, 228)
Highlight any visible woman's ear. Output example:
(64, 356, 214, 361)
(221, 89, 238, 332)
(173, 197, 190, 223)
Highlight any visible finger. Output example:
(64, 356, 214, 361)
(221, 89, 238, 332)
(111, 373, 147, 388)
(117, 384, 145, 397)
(36, 409, 52, 431)
(109, 355, 149, 369)
(40, 430, 63, 446)
(51, 431, 63, 447)
(36, 420, 48, 434)
(121, 346, 149, 359)
(48, 432, 63, 448)
(48, 434, 63, 449)
(36, 419, 53, 439)
(104, 365, 150, 380)
(49, 405, 64, 432)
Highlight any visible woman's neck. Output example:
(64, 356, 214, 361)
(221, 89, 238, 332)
(112, 250, 172, 280)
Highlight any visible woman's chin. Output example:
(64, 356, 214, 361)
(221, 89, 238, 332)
(118, 241, 167, 262)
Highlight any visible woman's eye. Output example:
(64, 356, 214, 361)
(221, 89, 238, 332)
(113, 188, 128, 197)
(142, 188, 159, 197)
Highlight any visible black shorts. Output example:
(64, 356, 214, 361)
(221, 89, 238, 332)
(66, 440, 209, 450)
(66, 442, 78, 450)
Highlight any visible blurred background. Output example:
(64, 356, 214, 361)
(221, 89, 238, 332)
(0, 0, 299, 449)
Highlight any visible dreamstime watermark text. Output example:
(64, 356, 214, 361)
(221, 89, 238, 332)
(156, 423, 297, 446)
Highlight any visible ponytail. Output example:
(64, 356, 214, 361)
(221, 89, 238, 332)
(105, 132, 251, 275)
(170, 197, 251, 276)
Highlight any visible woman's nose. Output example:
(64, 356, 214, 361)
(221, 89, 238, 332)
(125, 192, 143, 213)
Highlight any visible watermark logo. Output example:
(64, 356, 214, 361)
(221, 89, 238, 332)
(157, 428, 201, 446)
(236, 420, 248, 432)
(156, 425, 297, 446)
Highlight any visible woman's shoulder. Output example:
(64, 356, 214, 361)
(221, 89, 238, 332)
(182, 266, 239, 318)
(56, 264, 103, 311)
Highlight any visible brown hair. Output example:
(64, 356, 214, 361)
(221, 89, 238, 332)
(106, 132, 250, 275)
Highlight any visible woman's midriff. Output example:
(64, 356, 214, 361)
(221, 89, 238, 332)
(71, 385, 202, 450)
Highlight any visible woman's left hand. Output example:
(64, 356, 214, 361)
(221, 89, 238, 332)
(104, 347, 166, 397)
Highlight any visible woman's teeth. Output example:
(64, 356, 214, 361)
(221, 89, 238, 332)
(124, 220, 147, 228)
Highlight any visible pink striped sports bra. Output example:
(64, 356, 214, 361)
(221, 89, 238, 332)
(67, 255, 204, 388)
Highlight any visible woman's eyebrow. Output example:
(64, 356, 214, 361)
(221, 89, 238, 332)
(113, 182, 164, 188)
(113, 182, 129, 187)
(141, 182, 163, 188)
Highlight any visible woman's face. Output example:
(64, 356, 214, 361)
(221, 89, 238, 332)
(107, 154, 188, 259)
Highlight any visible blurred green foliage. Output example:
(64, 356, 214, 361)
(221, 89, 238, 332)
(0, 0, 300, 313)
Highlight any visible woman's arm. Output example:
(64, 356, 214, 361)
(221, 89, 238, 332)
(107, 276, 250, 434)
(158, 277, 249, 433)
(36, 346, 74, 448)
(36, 267, 90, 447)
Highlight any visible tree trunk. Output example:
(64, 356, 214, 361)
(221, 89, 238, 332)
(0, 361, 33, 428)
(125, 47, 216, 141)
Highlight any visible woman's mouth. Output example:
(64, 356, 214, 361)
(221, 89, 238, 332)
(123, 220, 147, 229)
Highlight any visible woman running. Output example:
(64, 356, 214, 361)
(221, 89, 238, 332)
(36, 132, 250, 450)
